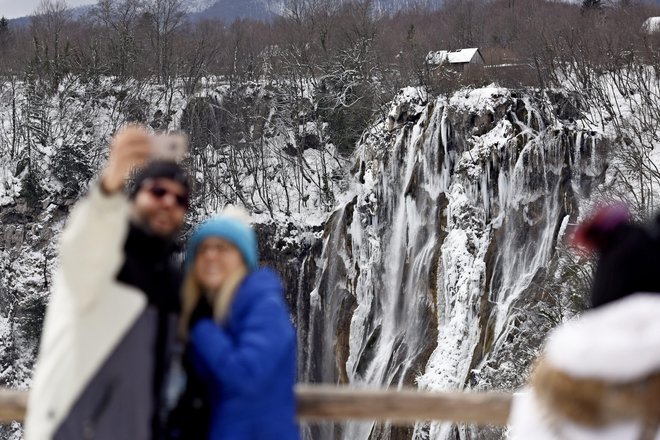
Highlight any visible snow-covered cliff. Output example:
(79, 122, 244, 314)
(2, 73, 656, 440)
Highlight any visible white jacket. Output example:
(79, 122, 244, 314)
(25, 185, 148, 439)
(508, 294, 660, 440)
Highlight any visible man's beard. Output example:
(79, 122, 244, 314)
(130, 208, 179, 241)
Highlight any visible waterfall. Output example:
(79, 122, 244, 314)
(298, 86, 607, 440)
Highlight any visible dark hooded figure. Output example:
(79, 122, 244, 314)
(573, 203, 660, 308)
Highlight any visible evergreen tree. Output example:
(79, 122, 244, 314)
(0, 16, 9, 49)
(582, 0, 603, 9)
(0, 16, 8, 34)
(52, 140, 95, 199)
(19, 167, 45, 209)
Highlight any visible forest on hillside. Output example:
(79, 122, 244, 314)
(1, 0, 660, 216)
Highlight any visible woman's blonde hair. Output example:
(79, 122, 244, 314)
(179, 266, 247, 341)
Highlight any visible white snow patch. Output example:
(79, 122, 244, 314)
(449, 85, 509, 112)
(642, 17, 660, 34)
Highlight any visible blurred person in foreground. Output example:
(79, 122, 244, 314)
(25, 125, 191, 440)
(167, 208, 300, 440)
(508, 204, 660, 440)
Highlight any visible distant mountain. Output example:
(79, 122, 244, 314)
(190, 0, 277, 22)
(70, 4, 96, 19)
(7, 3, 95, 28)
(19, 0, 660, 29)
(191, 0, 446, 23)
(5, 0, 659, 28)
(7, 16, 31, 28)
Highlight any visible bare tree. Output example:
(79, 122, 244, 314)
(31, 0, 73, 90)
(175, 20, 224, 95)
(91, 0, 144, 77)
(143, 0, 189, 81)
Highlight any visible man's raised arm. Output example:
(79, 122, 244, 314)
(58, 125, 151, 308)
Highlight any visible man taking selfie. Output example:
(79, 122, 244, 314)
(25, 125, 190, 440)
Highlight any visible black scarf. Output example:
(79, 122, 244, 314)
(116, 223, 183, 440)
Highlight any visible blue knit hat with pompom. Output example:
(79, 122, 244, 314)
(186, 208, 258, 270)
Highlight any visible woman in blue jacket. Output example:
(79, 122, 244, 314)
(173, 207, 300, 440)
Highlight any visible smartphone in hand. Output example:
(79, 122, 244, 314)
(151, 132, 189, 162)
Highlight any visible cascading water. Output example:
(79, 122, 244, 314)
(298, 86, 607, 440)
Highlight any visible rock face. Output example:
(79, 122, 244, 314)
(0, 201, 67, 395)
(291, 87, 606, 440)
(0, 80, 609, 440)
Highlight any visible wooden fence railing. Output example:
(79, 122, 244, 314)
(296, 386, 513, 426)
(0, 389, 28, 424)
(0, 386, 513, 426)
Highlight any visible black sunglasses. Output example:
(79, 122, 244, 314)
(147, 185, 190, 209)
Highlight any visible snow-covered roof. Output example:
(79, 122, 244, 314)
(426, 48, 482, 65)
(643, 17, 660, 33)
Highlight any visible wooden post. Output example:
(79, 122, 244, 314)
(0, 389, 28, 424)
